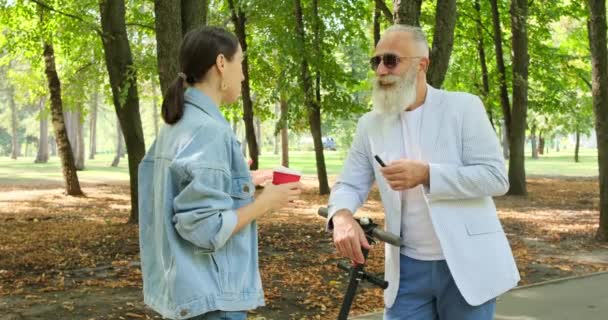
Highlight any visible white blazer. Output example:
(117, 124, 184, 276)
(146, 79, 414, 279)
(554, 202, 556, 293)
(328, 85, 520, 307)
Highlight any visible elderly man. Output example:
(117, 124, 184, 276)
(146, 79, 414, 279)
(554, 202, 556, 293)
(327, 25, 520, 319)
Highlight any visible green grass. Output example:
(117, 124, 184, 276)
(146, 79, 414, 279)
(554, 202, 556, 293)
(522, 147, 599, 177)
(0, 147, 599, 185)
(0, 153, 129, 185)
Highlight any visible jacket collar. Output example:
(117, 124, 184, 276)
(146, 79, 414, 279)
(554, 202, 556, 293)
(184, 87, 230, 127)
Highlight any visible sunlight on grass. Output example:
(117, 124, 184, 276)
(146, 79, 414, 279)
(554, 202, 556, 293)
(0, 148, 598, 185)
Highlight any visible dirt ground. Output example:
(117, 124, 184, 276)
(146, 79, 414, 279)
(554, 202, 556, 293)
(1, 176, 607, 320)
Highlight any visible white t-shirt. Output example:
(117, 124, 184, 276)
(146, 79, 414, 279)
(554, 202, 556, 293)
(399, 106, 444, 260)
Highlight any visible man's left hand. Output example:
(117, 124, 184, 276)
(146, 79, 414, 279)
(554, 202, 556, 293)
(380, 159, 430, 191)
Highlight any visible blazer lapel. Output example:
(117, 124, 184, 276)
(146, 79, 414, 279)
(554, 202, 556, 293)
(369, 113, 403, 234)
(419, 85, 446, 161)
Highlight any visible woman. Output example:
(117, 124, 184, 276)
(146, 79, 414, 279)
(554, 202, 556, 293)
(138, 26, 302, 320)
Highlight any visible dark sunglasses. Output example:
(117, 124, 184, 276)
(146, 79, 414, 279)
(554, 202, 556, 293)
(369, 53, 422, 71)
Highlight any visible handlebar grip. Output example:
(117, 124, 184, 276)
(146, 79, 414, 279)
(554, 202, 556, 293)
(364, 273, 389, 289)
(318, 207, 329, 218)
(317, 207, 401, 247)
(337, 261, 351, 272)
(371, 228, 402, 247)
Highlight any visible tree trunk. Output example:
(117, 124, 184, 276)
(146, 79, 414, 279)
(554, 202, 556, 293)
(474, 0, 494, 131)
(294, 0, 330, 194)
(181, 0, 207, 34)
(501, 120, 509, 159)
(63, 110, 76, 156)
(100, 0, 146, 223)
(74, 109, 85, 170)
(89, 87, 98, 160)
(575, 130, 580, 163)
(152, 83, 160, 138)
(280, 99, 289, 167)
(154, 0, 181, 95)
(490, 0, 512, 149)
(531, 125, 538, 159)
(9, 85, 19, 159)
(393, 0, 422, 26)
(374, 1, 381, 46)
(49, 136, 57, 156)
(228, 0, 259, 170)
(507, 0, 529, 196)
(274, 102, 279, 155)
(255, 117, 262, 156)
(538, 135, 545, 155)
(35, 99, 49, 163)
(112, 117, 124, 167)
(426, 0, 457, 89)
(42, 41, 83, 196)
(587, 0, 608, 241)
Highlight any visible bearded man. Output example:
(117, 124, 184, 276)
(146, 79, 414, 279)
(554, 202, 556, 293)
(326, 25, 520, 320)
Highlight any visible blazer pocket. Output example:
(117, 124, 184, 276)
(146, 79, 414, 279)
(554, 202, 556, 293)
(465, 215, 503, 236)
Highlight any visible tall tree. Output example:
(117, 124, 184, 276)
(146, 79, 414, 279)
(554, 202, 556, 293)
(507, 0, 530, 195)
(74, 107, 85, 170)
(111, 117, 124, 167)
(152, 83, 160, 138)
(373, 1, 382, 46)
(587, 0, 608, 241)
(41, 32, 82, 194)
(154, 1, 208, 95)
(426, 0, 457, 88)
(99, 0, 146, 223)
(293, 0, 330, 194)
(181, 0, 208, 34)
(393, 0, 422, 25)
(8, 85, 20, 159)
(473, 0, 494, 129)
(280, 98, 289, 167)
(35, 98, 49, 163)
(228, 0, 260, 169)
(153, 1, 181, 94)
(489, 0, 512, 159)
(89, 87, 98, 160)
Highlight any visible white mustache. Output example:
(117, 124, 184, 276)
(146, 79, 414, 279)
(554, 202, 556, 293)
(377, 75, 401, 86)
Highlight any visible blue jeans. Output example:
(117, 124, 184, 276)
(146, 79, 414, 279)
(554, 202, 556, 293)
(385, 255, 496, 320)
(187, 310, 247, 320)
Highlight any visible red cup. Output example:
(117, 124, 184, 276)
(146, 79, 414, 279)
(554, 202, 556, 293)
(272, 166, 302, 185)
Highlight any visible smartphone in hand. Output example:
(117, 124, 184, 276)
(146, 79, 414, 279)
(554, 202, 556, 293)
(374, 155, 387, 167)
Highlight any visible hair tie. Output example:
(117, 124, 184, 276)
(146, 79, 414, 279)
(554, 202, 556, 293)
(177, 72, 187, 81)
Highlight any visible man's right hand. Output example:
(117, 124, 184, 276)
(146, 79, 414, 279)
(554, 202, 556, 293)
(331, 209, 371, 264)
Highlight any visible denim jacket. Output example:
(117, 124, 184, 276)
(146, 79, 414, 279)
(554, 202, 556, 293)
(138, 88, 264, 319)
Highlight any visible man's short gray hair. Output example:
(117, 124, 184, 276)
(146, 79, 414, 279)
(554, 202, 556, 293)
(383, 25, 429, 58)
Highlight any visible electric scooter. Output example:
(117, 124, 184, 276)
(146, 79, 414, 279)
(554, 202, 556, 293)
(318, 207, 401, 320)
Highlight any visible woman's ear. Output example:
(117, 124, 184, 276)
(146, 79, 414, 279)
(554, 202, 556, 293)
(215, 54, 226, 74)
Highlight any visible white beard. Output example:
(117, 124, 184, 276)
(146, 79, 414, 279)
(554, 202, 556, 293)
(372, 67, 418, 116)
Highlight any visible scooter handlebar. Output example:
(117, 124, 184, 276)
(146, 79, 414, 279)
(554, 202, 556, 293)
(317, 207, 401, 247)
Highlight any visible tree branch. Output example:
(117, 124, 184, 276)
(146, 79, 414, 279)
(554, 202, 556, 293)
(29, 0, 102, 36)
(126, 22, 155, 31)
(374, 0, 393, 24)
(460, 10, 494, 40)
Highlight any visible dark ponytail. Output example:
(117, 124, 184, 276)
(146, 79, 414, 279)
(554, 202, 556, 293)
(161, 26, 240, 125)
(161, 76, 186, 124)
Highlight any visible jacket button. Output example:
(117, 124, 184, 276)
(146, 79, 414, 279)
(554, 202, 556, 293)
(243, 185, 250, 193)
(180, 309, 189, 317)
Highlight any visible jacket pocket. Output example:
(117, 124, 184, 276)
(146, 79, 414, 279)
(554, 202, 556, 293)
(465, 215, 503, 236)
(230, 176, 254, 200)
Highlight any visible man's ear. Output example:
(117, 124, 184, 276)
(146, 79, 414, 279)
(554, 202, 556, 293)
(420, 57, 430, 73)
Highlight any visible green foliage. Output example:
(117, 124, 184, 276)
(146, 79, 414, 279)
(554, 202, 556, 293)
(0, 0, 598, 168)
